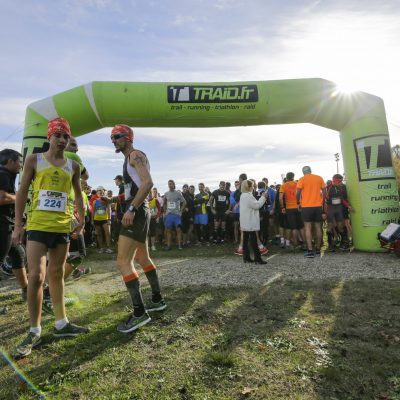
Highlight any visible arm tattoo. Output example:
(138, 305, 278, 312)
(132, 153, 147, 167)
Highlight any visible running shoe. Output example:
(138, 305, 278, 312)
(339, 243, 350, 251)
(151, 245, 156, 251)
(67, 254, 82, 268)
(178, 246, 183, 250)
(72, 268, 83, 280)
(234, 248, 243, 256)
(79, 266, 91, 275)
(258, 245, 269, 255)
(105, 248, 113, 254)
(97, 248, 105, 254)
(53, 322, 90, 338)
(304, 250, 315, 258)
(42, 298, 54, 315)
(315, 248, 321, 256)
(117, 312, 151, 333)
(14, 332, 41, 358)
(146, 299, 167, 312)
(1, 263, 13, 276)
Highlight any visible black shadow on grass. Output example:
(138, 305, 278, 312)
(193, 279, 342, 397)
(314, 279, 400, 400)
(196, 281, 311, 382)
(16, 301, 139, 396)
(0, 322, 30, 341)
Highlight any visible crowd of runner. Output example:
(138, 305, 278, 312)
(80, 171, 352, 258)
(0, 119, 352, 359)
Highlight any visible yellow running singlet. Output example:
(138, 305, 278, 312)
(27, 153, 74, 233)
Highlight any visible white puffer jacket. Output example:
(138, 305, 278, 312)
(239, 192, 266, 231)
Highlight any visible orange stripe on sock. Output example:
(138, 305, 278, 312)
(123, 272, 139, 283)
(143, 264, 156, 273)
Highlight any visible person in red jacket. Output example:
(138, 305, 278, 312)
(325, 174, 352, 251)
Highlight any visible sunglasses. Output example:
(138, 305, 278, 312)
(111, 133, 128, 141)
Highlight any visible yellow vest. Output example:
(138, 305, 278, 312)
(93, 199, 109, 221)
(27, 153, 73, 233)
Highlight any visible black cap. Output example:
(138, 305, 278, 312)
(114, 175, 123, 180)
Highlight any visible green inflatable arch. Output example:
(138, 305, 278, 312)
(22, 78, 399, 252)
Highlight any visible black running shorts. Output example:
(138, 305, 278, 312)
(230, 213, 239, 222)
(119, 205, 150, 243)
(149, 218, 157, 237)
(215, 212, 227, 222)
(181, 213, 192, 234)
(94, 220, 108, 226)
(301, 207, 323, 223)
(327, 204, 344, 223)
(0, 223, 25, 269)
(285, 209, 304, 230)
(27, 230, 70, 248)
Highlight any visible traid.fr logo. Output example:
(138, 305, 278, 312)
(354, 134, 395, 181)
(168, 85, 258, 103)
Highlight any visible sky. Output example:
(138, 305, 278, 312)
(1, 0, 400, 194)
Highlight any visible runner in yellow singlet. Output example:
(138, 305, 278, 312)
(12, 117, 89, 358)
(92, 186, 112, 253)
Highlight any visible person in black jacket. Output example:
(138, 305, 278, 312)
(0, 149, 28, 298)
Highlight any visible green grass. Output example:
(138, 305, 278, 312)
(1, 249, 400, 399)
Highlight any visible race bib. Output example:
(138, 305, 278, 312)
(124, 183, 132, 200)
(150, 207, 157, 216)
(36, 190, 67, 212)
(167, 201, 177, 210)
(96, 208, 106, 215)
(332, 198, 342, 205)
(218, 195, 226, 202)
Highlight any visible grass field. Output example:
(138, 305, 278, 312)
(1, 245, 400, 399)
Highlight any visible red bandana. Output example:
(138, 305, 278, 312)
(332, 177, 342, 186)
(111, 124, 133, 142)
(47, 117, 71, 139)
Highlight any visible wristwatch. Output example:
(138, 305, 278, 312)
(128, 204, 138, 213)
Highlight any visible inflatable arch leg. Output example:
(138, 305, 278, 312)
(22, 78, 399, 251)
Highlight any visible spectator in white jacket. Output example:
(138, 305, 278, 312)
(240, 180, 268, 264)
